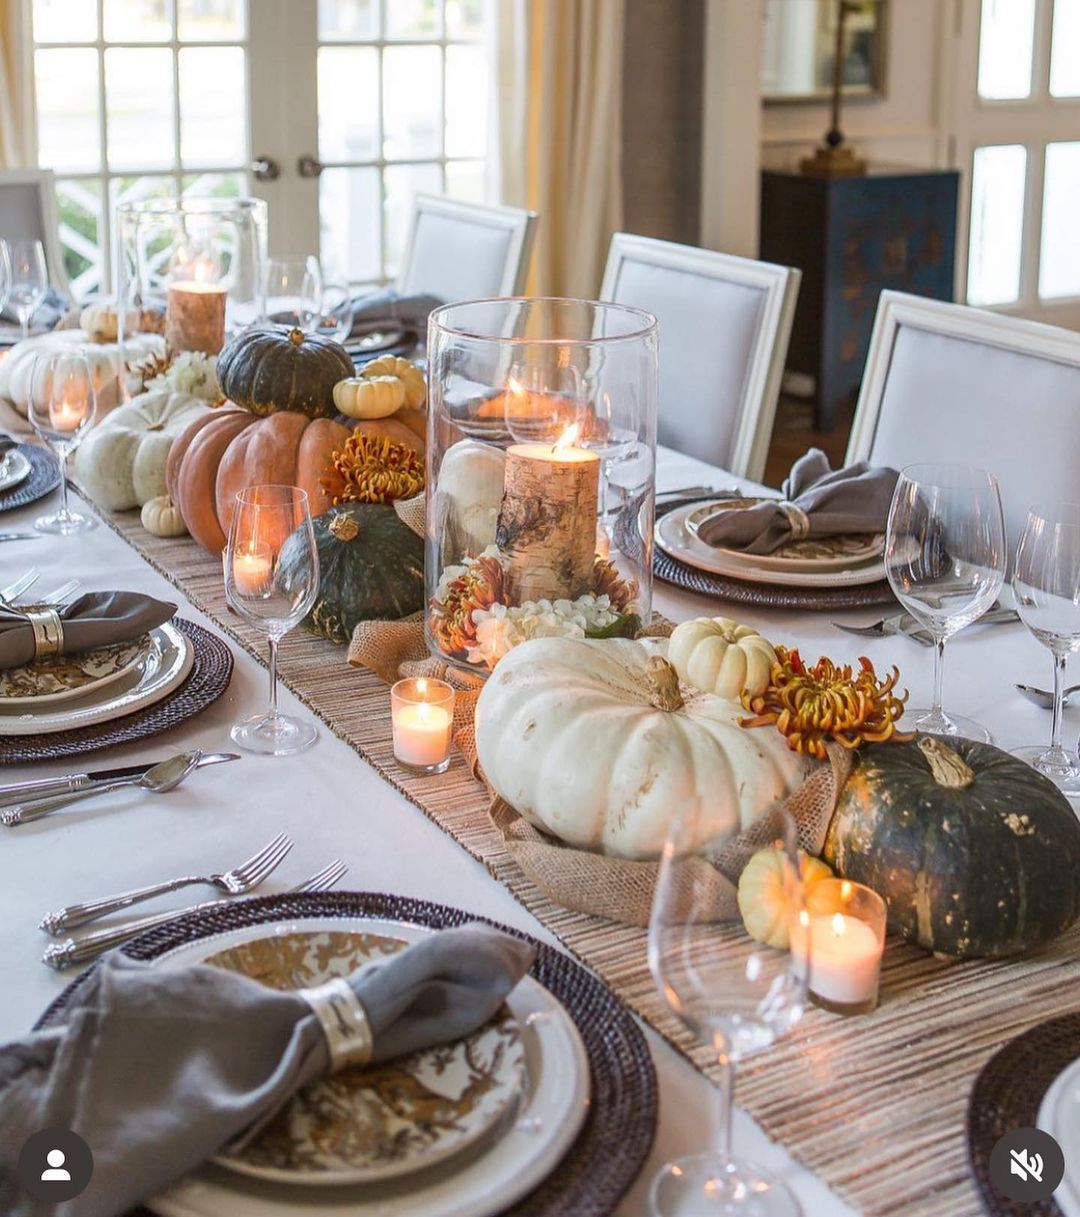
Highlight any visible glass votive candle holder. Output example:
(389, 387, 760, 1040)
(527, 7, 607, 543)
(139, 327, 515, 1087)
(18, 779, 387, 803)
(390, 678, 456, 775)
(793, 878, 886, 1016)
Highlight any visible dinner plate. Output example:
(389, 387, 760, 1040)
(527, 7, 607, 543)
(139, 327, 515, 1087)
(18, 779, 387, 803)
(0, 622, 192, 735)
(1037, 1054, 1080, 1217)
(0, 449, 31, 492)
(0, 633, 153, 706)
(656, 499, 887, 588)
(146, 915, 590, 1217)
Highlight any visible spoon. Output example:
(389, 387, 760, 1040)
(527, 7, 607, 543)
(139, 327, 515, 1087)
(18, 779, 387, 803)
(1015, 683, 1080, 710)
(0, 751, 238, 826)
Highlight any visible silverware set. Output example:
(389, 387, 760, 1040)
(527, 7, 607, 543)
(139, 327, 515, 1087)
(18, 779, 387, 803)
(832, 606, 1019, 647)
(0, 567, 80, 605)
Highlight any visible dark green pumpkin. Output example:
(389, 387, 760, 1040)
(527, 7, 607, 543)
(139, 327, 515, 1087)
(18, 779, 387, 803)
(281, 504, 424, 644)
(218, 324, 353, 419)
(823, 735, 1080, 958)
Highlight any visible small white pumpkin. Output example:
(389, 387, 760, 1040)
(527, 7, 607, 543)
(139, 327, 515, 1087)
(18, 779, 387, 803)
(74, 389, 213, 510)
(333, 375, 406, 419)
(737, 847, 834, 948)
(436, 438, 507, 559)
(669, 616, 777, 700)
(475, 637, 812, 860)
(361, 355, 426, 408)
(140, 495, 187, 537)
(79, 302, 162, 344)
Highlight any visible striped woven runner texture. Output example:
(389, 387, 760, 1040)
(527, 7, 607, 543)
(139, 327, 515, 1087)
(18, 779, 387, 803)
(99, 507, 1080, 1217)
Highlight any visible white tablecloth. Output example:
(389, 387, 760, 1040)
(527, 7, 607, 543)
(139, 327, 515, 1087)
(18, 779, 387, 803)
(2, 446, 1067, 1217)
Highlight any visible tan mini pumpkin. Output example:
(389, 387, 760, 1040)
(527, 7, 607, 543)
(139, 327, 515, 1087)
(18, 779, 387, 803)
(669, 616, 777, 700)
(333, 375, 406, 420)
(361, 355, 426, 408)
(737, 847, 834, 948)
(140, 495, 187, 537)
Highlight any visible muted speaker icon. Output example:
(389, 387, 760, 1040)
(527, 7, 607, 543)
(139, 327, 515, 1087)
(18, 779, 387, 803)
(989, 1129, 1062, 1201)
(1009, 1147, 1044, 1184)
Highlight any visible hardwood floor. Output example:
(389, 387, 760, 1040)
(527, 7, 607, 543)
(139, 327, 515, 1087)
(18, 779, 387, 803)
(762, 395, 856, 489)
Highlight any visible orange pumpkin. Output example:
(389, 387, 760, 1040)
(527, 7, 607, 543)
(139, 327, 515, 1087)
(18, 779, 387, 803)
(166, 408, 423, 554)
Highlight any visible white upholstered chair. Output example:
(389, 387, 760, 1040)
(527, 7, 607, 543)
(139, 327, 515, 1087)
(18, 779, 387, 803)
(396, 194, 538, 303)
(0, 169, 71, 298)
(599, 233, 800, 481)
(846, 290, 1080, 552)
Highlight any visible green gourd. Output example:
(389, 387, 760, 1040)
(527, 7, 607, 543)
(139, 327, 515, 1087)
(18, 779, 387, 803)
(217, 324, 353, 419)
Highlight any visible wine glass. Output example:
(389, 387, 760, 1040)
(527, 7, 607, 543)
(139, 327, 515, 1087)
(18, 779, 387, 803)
(8, 239, 48, 338)
(315, 282, 354, 344)
(1011, 503, 1080, 791)
(261, 256, 322, 332)
(648, 808, 807, 1217)
(885, 463, 1006, 742)
(28, 353, 97, 535)
(0, 239, 11, 316)
(224, 485, 320, 756)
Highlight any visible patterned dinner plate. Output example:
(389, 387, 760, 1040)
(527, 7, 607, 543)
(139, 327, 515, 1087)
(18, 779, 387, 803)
(0, 634, 153, 706)
(0, 449, 31, 492)
(203, 929, 527, 1187)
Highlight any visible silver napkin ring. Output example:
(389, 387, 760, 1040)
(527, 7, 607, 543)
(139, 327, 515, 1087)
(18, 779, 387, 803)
(778, 501, 811, 541)
(25, 608, 64, 658)
(298, 978, 374, 1072)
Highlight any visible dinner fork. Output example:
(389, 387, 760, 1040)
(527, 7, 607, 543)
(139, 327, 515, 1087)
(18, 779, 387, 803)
(39, 831, 293, 934)
(41, 857, 348, 971)
(0, 568, 40, 603)
(35, 578, 80, 605)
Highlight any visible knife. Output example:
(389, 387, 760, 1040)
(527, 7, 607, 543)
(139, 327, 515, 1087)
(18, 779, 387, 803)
(0, 755, 238, 809)
(0, 532, 41, 542)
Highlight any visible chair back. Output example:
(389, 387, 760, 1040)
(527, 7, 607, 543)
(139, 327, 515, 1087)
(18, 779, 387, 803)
(599, 233, 799, 480)
(0, 169, 71, 298)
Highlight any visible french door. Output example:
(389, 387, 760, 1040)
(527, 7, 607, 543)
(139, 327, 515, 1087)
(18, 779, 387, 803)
(949, 0, 1080, 329)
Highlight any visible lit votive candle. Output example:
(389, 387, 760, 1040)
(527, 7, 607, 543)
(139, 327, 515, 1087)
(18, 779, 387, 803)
(231, 544, 273, 597)
(50, 396, 89, 433)
(391, 677, 456, 775)
(792, 879, 886, 1015)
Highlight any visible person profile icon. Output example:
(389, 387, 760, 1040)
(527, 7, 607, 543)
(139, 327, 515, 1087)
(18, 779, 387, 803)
(40, 1148, 72, 1182)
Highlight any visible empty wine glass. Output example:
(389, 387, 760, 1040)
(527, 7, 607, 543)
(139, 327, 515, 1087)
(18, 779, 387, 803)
(1011, 503, 1080, 791)
(8, 239, 48, 338)
(0, 239, 11, 316)
(28, 353, 97, 535)
(885, 463, 1006, 742)
(649, 807, 807, 1217)
(315, 282, 354, 344)
(262, 256, 322, 332)
(225, 485, 320, 756)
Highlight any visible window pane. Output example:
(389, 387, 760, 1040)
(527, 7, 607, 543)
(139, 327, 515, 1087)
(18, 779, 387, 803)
(177, 0, 245, 40)
(182, 171, 244, 197)
(446, 0, 484, 40)
(978, 0, 1036, 99)
(103, 0, 172, 42)
(386, 0, 439, 39)
(1050, 0, 1080, 97)
(105, 48, 175, 170)
(384, 162, 442, 277)
(32, 0, 97, 42)
(179, 48, 246, 167)
(445, 159, 485, 202)
(55, 178, 104, 298)
(318, 0, 376, 40)
(320, 166, 381, 283)
(1039, 142, 1080, 299)
(35, 49, 100, 172)
(967, 144, 1026, 307)
(318, 47, 378, 162)
(383, 46, 442, 160)
(445, 45, 486, 158)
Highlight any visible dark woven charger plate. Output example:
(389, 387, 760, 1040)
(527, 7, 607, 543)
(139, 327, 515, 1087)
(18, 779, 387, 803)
(0, 618, 233, 764)
(36, 890, 658, 1217)
(967, 1012, 1080, 1217)
(0, 442, 62, 512)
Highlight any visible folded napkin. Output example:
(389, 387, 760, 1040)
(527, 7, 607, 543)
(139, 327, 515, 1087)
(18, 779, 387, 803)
(695, 448, 899, 555)
(0, 923, 534, 1217)
(0, 591, 176, 671)
(348, 288, 443, 336)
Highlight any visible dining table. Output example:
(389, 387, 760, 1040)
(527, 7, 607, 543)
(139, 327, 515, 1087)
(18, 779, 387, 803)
(0, 443, 1070, 1217)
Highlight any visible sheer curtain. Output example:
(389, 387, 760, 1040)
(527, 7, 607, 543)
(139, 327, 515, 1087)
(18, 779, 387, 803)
(0, 0, 31, 167)
(493, 0, 625, 298)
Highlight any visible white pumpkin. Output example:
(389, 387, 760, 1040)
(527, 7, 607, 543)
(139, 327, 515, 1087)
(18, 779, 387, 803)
(475, 637, 812, 860)
(74, 389, 213, 510)
(78, 302, 161, 344)
(140, 495, 187, 537)
(333, 375, 406, 419)
(0, 329, 165, 417)
(669, 616, 777, 700)
(362, 355, 426, 408)
(436, 438, 507, 559)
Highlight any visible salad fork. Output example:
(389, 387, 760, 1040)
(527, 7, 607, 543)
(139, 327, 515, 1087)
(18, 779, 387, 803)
(0, 568, 40, 603)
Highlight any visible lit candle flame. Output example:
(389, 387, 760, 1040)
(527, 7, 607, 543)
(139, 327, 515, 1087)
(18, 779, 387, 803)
(553, 422, 581, 453)
(831, 912, 846, 937)
(192, 253, 217, 284)
(507, 376, 524, 398)
(417, 678, 428, 695)
(840, 880, 852, 901)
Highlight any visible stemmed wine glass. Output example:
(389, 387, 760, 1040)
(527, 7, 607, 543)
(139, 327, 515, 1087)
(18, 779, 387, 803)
(316, 282, 354, 344)
(224, 485, 320, 756)
(0, 239, 11, 316)
(262, 256, 322, 332)
(648, 808, 807, 1217)
(1011, 503, 1080, 791)
(28, 353, 97, 535)
(8, 239, 48, 338)
(885, 463, 1006, 741)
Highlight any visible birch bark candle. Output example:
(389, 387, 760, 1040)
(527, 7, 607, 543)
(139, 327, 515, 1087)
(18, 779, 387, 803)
(496, 421, 600, 604)
(166, 253, 227, 356)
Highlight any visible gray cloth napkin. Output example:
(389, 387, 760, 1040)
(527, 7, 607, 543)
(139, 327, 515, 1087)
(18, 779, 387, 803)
(0, 591, 176, 671)
(695, 448, 899, 555)
(0, 923, 535, 1217)
(349, 288, 442, 334)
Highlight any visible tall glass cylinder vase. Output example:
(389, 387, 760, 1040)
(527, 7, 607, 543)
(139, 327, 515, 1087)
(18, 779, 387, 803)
(426, 298, 658, 673)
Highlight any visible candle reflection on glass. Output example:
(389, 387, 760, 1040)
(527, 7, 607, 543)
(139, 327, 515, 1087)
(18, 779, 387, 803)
(232, 543, 273, 596)
(49, 396, 90, 433)
(391, 677, 456, 775)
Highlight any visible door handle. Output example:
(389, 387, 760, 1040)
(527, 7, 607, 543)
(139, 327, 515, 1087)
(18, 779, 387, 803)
(297, 154, 324, 179)
(250, 157, 281, 182)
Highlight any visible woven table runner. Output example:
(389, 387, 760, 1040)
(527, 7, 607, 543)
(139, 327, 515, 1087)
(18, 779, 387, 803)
(84, 500, 1080, 1217)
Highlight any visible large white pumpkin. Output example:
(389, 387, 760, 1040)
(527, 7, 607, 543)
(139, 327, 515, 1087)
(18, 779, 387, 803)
(0, 329, 165, 417)
(74, 390, 213, 510)
(475, 636, 812, 860)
